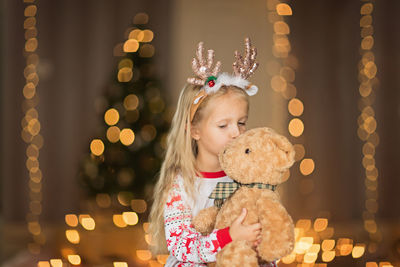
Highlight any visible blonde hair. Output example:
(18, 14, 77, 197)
(148, 83, 248, 254)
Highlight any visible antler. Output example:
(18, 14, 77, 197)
(187, 42, 222, 86)
(232, 37, 259, 79)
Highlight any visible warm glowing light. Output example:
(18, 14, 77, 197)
(65, 230, 80, 244)
(276, 3, 292, 16)
(364, 61, 377, 79)
(78, 214, 90, 224)
(107, 126, 121, 143)
(113, 214, 127, 227)
(148, 260, 163, 267)
(281, 253, 295, 264)
(366, 263, 378, 267)
(118, 67, 133, 82)
(123, 39, 139, 52)
(156, 255, 169, 265)
(364, 219, 377, 233)
(273, 21, 290, 35)
(295, 236, 314, 254)
(37, 262, 50, 267)
(122, 212, 138, 225)
(120, 128, 135, 146)
(143, 222, 150, 233)
(288, 98, 304, 116)
(300, 158, 315, 175)
(288, 118, 304, 137)
(23, 82, 36, 99)
(118, 191, 133, 206)
(81, 217, 95, 230)
(303, 252, 318, 263)
(123, 94, 139, 110)
(361, 3, 373, 15)
(90, 139, 104, 156)
(131, 199, 147, 213)
(363, 116, 377, 134)
(136, 250, 152, 261)
(145, 234, 152, 245)
(24, 5, 37, 16)
(118, 58, 133, 69)
(25, 38, 38, 52)
(363, 142, 375, 156)
(96, 193, 111, 208)
(271, 75, 287, 92)
(60, 248, 76, 259)
(27, 118, 41, 136)
(129, 29, 144, 41)
(67, 255, 81, 265)
(142, 30, 154, 42)
(104, 108, 120, 125)
(360, 15, 372, 27)
(49, 259, 63, 267)
(26, 144, 39, 158)
(113, 262, 128, 267)
(24, 17, 36, 29)
(139, 44, 155, 57)
(322, 251, 335, 262)
(314, 218, 328, 232)
(352, 244, 365, 258)
(296, 219, 311, 231)
(340, 244, 353, 256)
(309, 244, 320, 253)
(322, 239, 335, 251)
(65, 214, 78, 227)
(361, 36, 374, 50)
(28, 221, 41, 235)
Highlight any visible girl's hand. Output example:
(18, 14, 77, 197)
(229, 208, 261, 246)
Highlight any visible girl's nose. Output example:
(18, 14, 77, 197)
(231, 125, 240, 138)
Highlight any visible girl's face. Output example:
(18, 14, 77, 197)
(191, 91, 248, 169)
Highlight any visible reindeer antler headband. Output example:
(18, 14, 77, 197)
(187, 37, 259, 122)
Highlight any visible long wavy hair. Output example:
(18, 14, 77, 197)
(148, 83, 248, 254)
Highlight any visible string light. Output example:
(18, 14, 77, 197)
(358, 0, 382, 253)
(266, 0, 316, 197)
(22, 0, 45, 254)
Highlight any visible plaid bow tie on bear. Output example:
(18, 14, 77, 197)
(209, 181, 277, 208)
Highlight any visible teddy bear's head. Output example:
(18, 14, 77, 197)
(219, 127, 295, 185)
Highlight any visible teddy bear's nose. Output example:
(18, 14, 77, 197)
(245, 148, 251, 154)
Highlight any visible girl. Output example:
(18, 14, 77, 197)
(149, 38, 273, 266)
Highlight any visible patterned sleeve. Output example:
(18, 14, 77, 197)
(163, 177, 232, 263)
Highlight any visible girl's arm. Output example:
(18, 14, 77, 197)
(163, 178, 232, 263)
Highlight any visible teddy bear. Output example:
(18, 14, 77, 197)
(192, 127, 296, 266)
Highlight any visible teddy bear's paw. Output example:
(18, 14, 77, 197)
(216, 240, 258, 267)
(192, 206, 219, 235)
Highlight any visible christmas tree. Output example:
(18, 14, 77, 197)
(79, 12, 170, 208)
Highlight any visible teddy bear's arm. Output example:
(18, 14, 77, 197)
(255, 192, 295, 262)
(192, 206, 219, 235)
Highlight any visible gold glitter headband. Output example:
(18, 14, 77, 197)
(187, 37, 259, 122)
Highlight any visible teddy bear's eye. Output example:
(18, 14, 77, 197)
(245, 148, 251, 154)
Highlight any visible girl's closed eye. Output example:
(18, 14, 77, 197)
(218, 124, 227, 129)
(238, 121, 246, 126)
